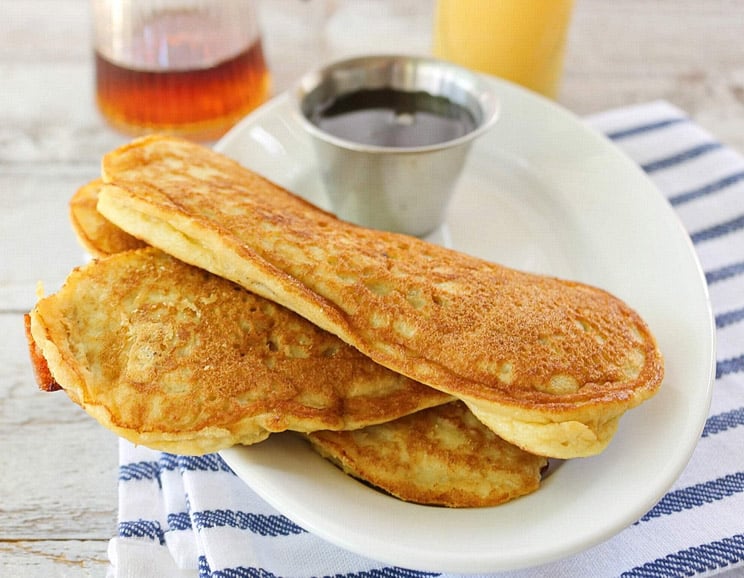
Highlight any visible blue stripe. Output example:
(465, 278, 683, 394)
(206, 565, 440, 578)
(200, 557, 439, 578)
(641, 142, 723, 173)
(718, 354, 744, 379)
(118, 519, 166, 545)
(639, 472, 744, 523)
(703, 407, 744, 437)
(167, 511, 193, 531)
(690, 213, 744, 244)
(149, 453, 236, 475)
(199, 555, 212, 578)
(177, 453, 236, 474)
(119, 460, 161, 485)
(323, 569, 440, 578)
(210, 566, 281, 578)
(192, 509, 306, 536)
(332, 569, 440, 578)
(669, 170, 744, 206)
(605, 117, 688, 141)
(706, 260, 744, 284)
(717, 306, 744, 329)
(119, 453, 235, 485)
(620, 533, 744, 577)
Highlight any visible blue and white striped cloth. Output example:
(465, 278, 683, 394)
(107, 101, 744, 578)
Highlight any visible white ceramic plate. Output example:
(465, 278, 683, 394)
(215, 77, 715, 573)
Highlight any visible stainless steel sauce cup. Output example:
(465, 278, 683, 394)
(293, 55, 499, 237)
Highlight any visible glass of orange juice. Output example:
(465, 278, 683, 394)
(433, 0, 574, 99)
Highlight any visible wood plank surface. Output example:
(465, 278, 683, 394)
(562, 0, 744, 153)
(0, 314, 118, 576)
(0, 540, 111, 577)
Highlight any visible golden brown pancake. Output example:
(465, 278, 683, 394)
(70, 179, 147, 257)
(97, 135, 664, 458)
(55, 194, 546, 508)
(27, 248, 452, 455)
(306, 401, 548, 507)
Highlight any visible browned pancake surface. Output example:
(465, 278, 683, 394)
(97, 135, 664, 458)
(307, 401, 548, 507)
(70, 179, 147, 257)
(27, 248, 451, 455)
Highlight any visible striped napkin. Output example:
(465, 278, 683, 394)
(106, 101, 744, 578)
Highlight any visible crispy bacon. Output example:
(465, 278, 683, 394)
(23, 313, 61, 392)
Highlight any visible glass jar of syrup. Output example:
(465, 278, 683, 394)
(92, 0, 271, 141)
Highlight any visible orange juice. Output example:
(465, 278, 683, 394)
(433, 0, 574, 98)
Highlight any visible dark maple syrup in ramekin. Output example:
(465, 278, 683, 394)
(310, 88, 478, 148)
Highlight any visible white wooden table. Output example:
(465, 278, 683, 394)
(2, 1, 743, 575)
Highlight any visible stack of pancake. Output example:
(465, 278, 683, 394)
(25, 135, 664, 508)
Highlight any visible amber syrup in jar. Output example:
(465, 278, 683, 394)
(94, 8, 270, 140)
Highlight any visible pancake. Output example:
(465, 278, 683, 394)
(26, 248, 452, 455)
(97, 135, 665, 458)
(306, 401, 548, 507)
(70, 179, 146, 257)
